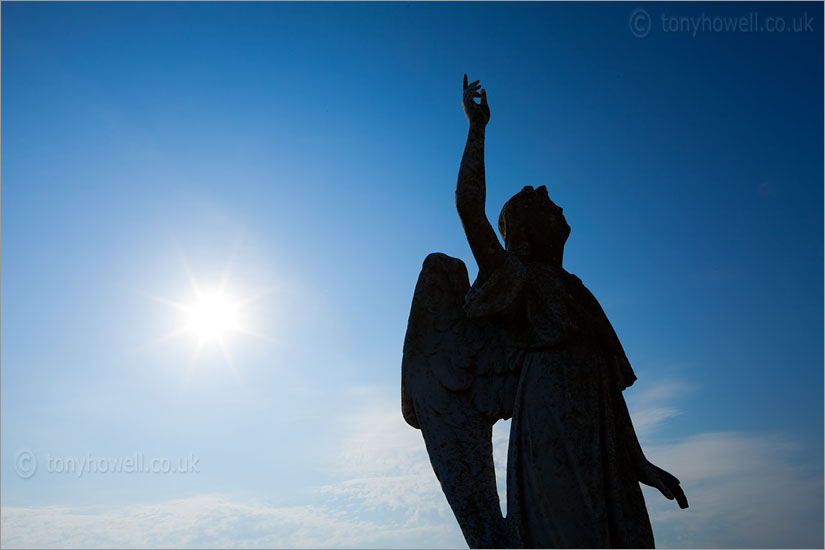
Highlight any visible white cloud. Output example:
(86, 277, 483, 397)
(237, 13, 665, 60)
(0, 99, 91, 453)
(642, 432, 823, 548)
(626, 377, 822, 548)
(626, 377, 694, 438)
(630, 379, 697, 404)
(316, 388, 466, 545)
(318, 392, 454, 516)
(492, 419, 511, 516)
(630, 406, 684, 438)
(3, 383, 821, 549)
(0, 495, 455, 549)
(0, 388, 466, 549)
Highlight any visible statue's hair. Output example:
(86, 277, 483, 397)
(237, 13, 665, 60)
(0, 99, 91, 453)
(498, 185, 542, 248)
(498, 185, 568, 258)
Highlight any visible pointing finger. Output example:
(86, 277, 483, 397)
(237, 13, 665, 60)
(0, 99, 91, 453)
(463, 74, 468, 89)
(675, 487, 689, 509)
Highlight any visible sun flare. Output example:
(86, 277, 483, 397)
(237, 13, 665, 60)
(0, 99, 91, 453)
(185, 290, 241, 342)
(144, 260, 272, 373)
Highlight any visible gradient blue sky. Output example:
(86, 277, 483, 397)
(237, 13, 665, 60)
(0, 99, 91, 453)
(2, 2, 823, 548)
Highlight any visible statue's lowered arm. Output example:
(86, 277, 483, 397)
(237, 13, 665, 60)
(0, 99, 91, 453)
(618, 394, 689, 509)
(575, 280, 690, 510)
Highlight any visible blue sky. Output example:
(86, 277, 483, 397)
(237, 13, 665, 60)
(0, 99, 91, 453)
(1, 2, 822, 547)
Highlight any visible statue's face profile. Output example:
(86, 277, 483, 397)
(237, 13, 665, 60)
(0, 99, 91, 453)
(498, 185, 570, 263)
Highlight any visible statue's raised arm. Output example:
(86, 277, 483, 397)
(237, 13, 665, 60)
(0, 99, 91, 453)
(456, 75, 506, 284)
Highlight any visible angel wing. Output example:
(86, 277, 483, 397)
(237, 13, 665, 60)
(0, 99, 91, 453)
(401, 253, 519, 548)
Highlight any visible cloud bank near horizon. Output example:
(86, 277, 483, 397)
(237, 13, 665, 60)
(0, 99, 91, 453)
(2, 383, 821, 549)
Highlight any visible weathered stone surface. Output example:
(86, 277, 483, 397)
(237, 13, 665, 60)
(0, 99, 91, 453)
(401, 76, 688, 549)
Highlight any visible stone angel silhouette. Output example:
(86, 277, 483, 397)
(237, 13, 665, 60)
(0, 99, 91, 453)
(401, 76, 688, 549)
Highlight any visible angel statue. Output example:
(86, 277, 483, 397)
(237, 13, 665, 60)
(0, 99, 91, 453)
(401, 76, 688, 549)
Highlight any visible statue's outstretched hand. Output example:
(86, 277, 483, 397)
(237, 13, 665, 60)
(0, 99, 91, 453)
(462, 74, 490, 127)
(639, 461, 689, 509)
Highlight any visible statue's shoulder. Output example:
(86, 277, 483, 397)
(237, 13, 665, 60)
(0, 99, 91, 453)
(523, 263, 580, 293)
(559, 269, 595, 300)
(566, 271, 583, 285)
(464, 252, 527, 318)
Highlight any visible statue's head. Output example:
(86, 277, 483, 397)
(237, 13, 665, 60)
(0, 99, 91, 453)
(498, 185, 570, 266)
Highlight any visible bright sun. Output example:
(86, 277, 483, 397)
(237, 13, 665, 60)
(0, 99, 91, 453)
(145, 264, 269, 372)
(185, 290, 241, 342)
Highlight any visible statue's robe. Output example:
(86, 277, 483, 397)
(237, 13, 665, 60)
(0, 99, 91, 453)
(465, 253, 654, 548)
(402, 252, 655, 548)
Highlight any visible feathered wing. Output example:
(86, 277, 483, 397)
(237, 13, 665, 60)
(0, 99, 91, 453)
(401, 253, 518, 548)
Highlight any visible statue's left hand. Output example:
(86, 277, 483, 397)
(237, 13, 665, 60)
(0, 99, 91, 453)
(639, 461, 689, 509)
